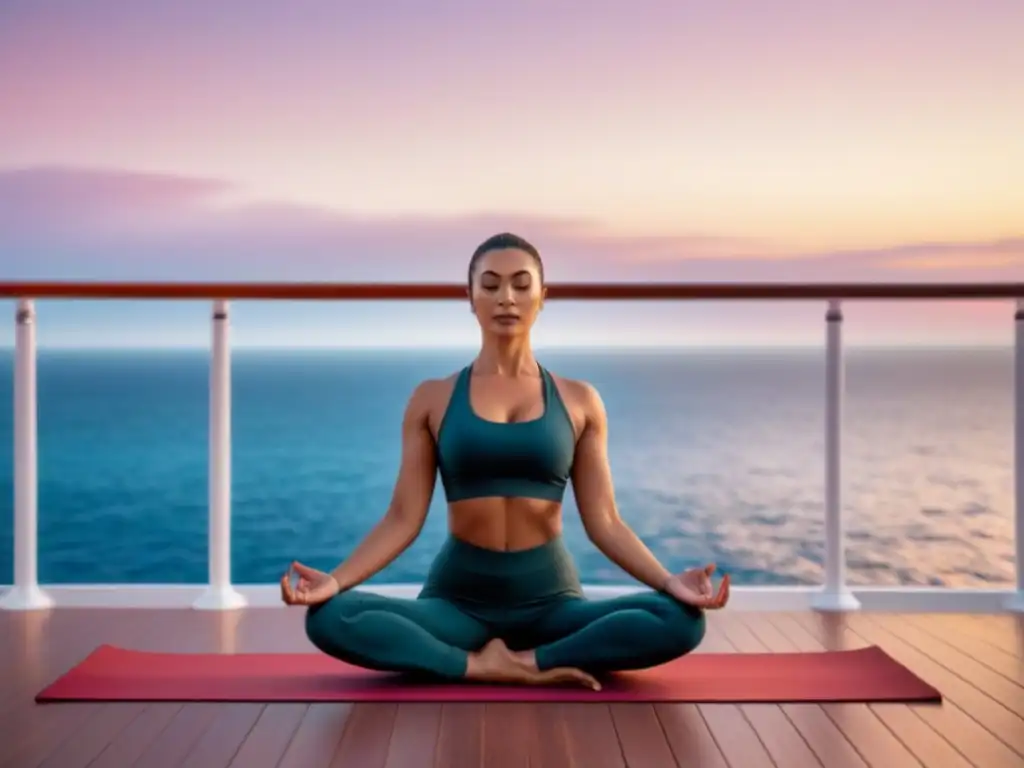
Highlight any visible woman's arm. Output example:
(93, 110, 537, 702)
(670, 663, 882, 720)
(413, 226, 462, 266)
(570, 381, 674, 592)
(328, 380, 439, 590)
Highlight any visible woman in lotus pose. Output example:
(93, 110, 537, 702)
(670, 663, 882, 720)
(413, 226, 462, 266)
(280, 233, 729, 690)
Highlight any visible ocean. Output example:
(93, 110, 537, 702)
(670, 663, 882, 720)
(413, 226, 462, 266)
(0, 347, 1015, 588)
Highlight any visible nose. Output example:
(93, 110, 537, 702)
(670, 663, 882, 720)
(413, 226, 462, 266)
(497, 282, 515, 306)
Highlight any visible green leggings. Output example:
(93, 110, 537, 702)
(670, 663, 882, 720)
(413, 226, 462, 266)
(305, 535, 706, 678)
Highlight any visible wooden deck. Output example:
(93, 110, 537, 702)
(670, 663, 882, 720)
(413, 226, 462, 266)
(1, 609, 1023, 767)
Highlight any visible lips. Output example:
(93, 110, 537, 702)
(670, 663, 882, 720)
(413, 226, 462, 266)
(493, 314, 520, 322)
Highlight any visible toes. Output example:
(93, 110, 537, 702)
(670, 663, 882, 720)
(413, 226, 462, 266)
(579, 672, 601, 691)
(570, 670, 601, 691)
(540, 666, 601, 691)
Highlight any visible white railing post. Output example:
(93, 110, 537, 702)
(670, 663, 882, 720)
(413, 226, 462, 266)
(1008, 299, 1024, 612)
(0, 299, 53, 611)
(811, 299, 860, 611)
(193, 299, 246, 610)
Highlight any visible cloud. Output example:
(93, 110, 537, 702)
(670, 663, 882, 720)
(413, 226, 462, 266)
(876, 243, 1024, 271)
(0, 166, 231, 237)
(0, 165, 1021, 285)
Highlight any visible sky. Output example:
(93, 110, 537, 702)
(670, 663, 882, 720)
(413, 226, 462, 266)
(0, 0, 1022, 349)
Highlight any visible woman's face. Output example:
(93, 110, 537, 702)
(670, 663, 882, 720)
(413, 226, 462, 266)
(468, 247, 545, 338)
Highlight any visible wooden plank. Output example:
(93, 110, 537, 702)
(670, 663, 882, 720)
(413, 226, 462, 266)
(177, 703, 265, 767)
(482, 703, 537, 767)
(330, 703, 398, 768)
(691, 622, 776, 768)
(610, 703, 680, 768)
(700, 705, 777, 768)
(791, 612, 1024, 767)
(35, 703, 148, 768)
(0, 609, 185, 768)
(764, 612, 968, 768)
(383, 704, 443, 768)
(276, 704, 353, 768)
(844, 614, 1024, 758)
(1, 608, 149, 718)
(4, 608, 1023, 768)
(227, 703, 309, 768)
(0, 700, 102, 768)
(131, 703, 224, 768)
(653, 704, 730, 768)
(561, 703, 626, 768)
(901, 614, 1024, 677)
(944, 615, 1024, 658)
(87, 703, 185, 768)
(713, 616, 824, 768)
(733, 618, 876, 765)
(741, 705, 823, 768)
(529, 703, 574, 768)
(434, 703, 484, 767)
(87, 609, 253, 768)
(868, 615, 1024, 713)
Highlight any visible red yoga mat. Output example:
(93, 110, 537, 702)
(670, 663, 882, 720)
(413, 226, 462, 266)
(35, 644, 940, 704)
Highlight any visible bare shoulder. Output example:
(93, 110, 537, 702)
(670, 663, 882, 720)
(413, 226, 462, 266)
(548, 372, 607, 429)
(409, 370, 462, 434)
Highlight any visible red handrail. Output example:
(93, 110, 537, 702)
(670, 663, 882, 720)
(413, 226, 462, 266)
(0, 281, 1021, 300)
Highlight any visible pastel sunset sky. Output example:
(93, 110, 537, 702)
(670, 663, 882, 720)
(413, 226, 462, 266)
(1, 0, 1022, 348)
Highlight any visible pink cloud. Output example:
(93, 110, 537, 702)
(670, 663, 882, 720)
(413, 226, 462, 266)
(881, 251, 1024, 271)
(0, 166, 231, 241)
(0, 166, 1021, 287)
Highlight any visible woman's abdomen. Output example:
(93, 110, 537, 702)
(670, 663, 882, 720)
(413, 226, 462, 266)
(446, 496, 563, 551)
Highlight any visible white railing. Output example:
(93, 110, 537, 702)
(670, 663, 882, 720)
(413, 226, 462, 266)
(0, 281, 1022, 613)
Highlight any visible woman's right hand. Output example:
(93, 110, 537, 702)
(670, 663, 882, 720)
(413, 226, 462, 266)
(279, 561, 341, 606)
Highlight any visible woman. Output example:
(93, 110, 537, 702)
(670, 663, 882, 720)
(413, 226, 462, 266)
(280, 233, 730, 690)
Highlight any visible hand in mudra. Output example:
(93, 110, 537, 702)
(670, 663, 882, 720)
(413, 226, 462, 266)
(664, 564, 730, 609)
(279, 561, 340, 606)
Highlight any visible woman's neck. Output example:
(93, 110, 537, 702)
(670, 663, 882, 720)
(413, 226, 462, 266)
(474, 335, 538, 377)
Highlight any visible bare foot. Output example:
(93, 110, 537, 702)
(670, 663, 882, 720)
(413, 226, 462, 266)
(466, 639, 601, 691)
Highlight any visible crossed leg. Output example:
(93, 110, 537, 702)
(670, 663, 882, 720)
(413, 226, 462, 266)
(304, 590, 489, 679)
(522, 590, 707, 674)
(304, 589, 606, 688)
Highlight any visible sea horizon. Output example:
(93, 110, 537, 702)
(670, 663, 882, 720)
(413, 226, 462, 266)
(0, 345, 1014, 589)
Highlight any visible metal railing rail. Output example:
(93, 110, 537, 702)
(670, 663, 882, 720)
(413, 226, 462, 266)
(0, 280, 1022, 613)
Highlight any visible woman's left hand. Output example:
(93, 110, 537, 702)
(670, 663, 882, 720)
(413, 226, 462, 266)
(279, 561, 341, 607)
(664, 564, 730, 609)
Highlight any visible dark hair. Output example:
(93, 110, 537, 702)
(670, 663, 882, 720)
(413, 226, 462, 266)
(468, 232, 544, 287)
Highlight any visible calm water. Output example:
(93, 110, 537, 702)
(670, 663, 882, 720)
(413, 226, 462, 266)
(0, 347, 1015, 587)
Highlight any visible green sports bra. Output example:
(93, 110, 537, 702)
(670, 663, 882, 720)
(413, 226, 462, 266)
(435, 364, 576, 503)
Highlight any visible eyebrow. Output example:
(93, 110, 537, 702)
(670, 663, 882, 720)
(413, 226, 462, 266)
(480, 270, 532, 279)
